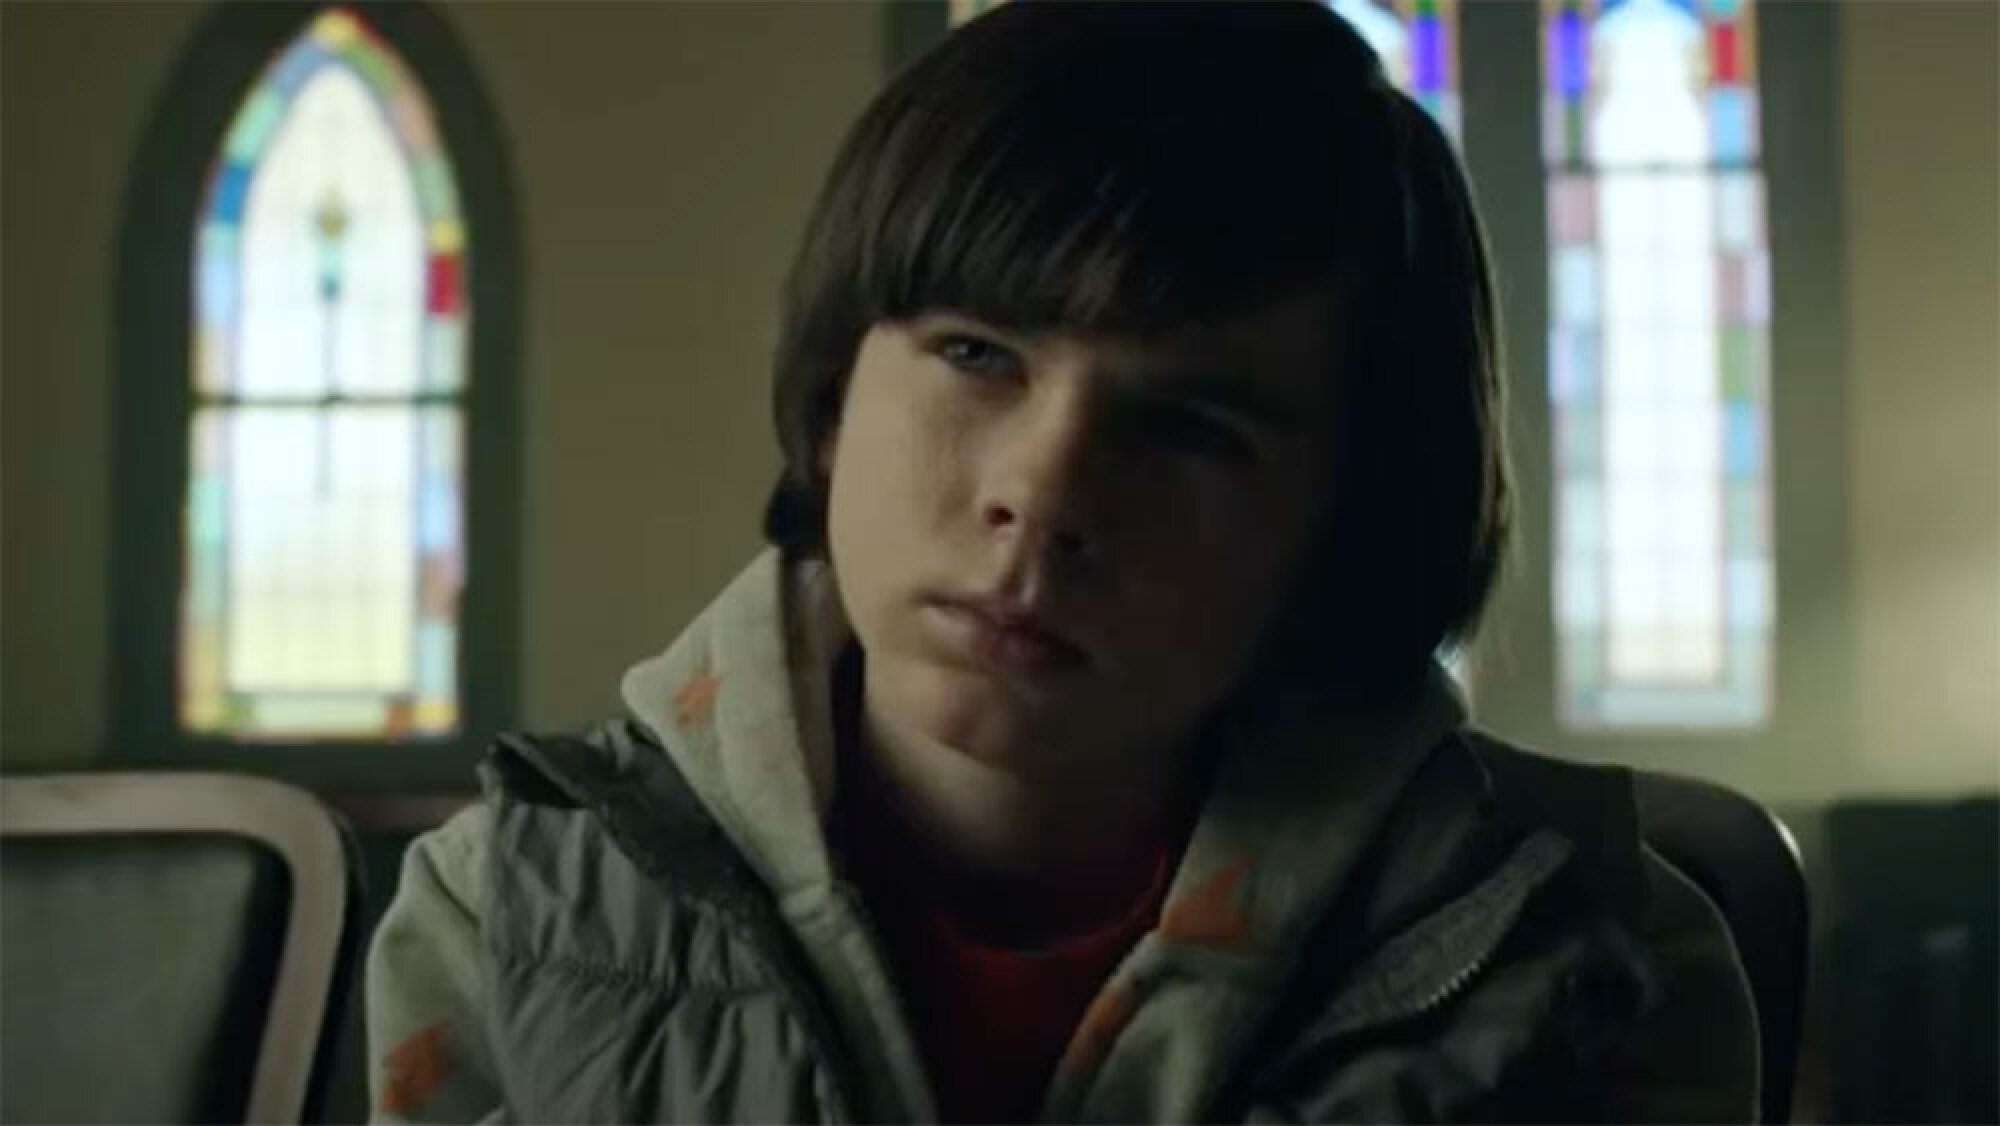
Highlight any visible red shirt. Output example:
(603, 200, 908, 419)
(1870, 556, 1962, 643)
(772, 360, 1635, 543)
(844, 825, 1171, 1124)
(825, 651, 1183, 1121)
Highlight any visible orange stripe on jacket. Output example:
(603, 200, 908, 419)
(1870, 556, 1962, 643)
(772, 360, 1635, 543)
(1159, 853, 1254, 950)
(380, 1021, 455, 1114)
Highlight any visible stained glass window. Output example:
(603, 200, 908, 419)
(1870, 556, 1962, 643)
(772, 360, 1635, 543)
(1327, 0, 1462, 139)
(1544, 0, 1772, 728)
(185, 7, 466, 738)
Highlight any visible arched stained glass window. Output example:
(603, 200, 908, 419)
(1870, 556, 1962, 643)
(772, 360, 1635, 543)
(1327, 0, 1461, 139)
(1544, 0, 1772, 728)
(185, 7, 466, 738)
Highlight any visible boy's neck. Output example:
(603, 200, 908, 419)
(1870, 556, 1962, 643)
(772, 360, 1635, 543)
(839, 676, 1200, 947)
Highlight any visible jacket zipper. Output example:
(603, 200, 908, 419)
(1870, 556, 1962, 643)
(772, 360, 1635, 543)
(1310, 830, 1576, 1041)
(1397, 930, 1508, 1021)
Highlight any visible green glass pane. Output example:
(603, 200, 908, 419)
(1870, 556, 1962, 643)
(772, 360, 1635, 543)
(1726, 479, 1765, 555)
(190, 543, 227, 622)
(344, 44, 399, 98)
(224, 87, 287, 164)
(414, 158, 458, 221)
(1720, 326, 1757, 400)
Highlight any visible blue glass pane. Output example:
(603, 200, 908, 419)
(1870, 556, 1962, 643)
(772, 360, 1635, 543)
(1413, 12, 1445, 93)
(415, 620, 455, 696)
(209, 163, 253, 224)
(197, 245, 237, 325)
(1724, 400, 1761, 476)
(1602, 0, 1701, 15)
(1555, 245, 1599, 325)
(1709, 87, 1753, 163)
(1550, 326, 1602, 405)
(1727, 558, 1772, 627)
(1551, 7, 1588, 98)
(419, 481, 457, 551)
(268, 42, 331, 96)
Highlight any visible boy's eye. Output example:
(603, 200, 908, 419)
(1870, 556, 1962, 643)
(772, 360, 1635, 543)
(933, 334, 1021, 381)
(1138, 405, 1259, 464)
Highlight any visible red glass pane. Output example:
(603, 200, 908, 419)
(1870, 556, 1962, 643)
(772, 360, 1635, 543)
(426, 253, 462, 315)
(1710, 21, 1740, 84)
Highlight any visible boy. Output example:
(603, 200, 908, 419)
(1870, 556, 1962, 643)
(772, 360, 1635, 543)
(367, 3, 1759, 1121)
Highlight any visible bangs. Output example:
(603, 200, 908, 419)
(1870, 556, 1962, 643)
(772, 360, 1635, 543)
(841, 1, 1404, 335)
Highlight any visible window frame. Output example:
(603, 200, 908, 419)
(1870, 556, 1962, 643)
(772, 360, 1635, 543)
(111, 0, 521, 791)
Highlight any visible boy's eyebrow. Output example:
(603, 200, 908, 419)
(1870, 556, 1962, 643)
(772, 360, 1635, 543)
(1131, 368, 1306, 430)
(915, 311, 1316, 430)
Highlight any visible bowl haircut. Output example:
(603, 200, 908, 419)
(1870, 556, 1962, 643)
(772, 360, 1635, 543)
(765, 0, 1511, 704)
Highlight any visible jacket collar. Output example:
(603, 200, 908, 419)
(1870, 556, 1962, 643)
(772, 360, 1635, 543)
(621, 548, 1464, 947)
(621, 550, 847, 900)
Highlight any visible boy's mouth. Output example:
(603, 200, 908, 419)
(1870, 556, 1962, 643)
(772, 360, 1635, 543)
(925, 592, 1088, 674)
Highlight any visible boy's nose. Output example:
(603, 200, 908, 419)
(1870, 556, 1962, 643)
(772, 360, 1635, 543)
(977, 403, 1104, 567)
(981, 497, 1089, 561)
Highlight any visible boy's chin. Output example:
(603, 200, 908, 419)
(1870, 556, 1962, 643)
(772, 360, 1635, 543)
(890, 667, 1063, 771)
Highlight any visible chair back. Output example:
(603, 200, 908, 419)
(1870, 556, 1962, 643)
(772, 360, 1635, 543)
(1, 772, 360, 1124)
(1634, 770, 1809, 1125)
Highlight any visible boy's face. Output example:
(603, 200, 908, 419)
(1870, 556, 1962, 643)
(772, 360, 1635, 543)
(824, 289, 1342, 781)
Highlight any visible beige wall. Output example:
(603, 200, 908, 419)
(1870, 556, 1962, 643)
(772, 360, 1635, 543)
(1, 3, 1994, 798)
(439, 2, 884, 726)
(1839, 1, 2000, 795)
(0, 1, 208, 765)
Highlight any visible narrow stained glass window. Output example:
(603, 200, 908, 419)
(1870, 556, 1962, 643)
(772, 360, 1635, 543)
(185, 7, 466, 738)
(1544, 0, 1772, 728)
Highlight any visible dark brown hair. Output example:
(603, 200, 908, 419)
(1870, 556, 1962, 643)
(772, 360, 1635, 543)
(765, 0, 1509, 698)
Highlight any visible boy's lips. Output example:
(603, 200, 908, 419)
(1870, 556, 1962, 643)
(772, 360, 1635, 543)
(924, 592, 1089, 672)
